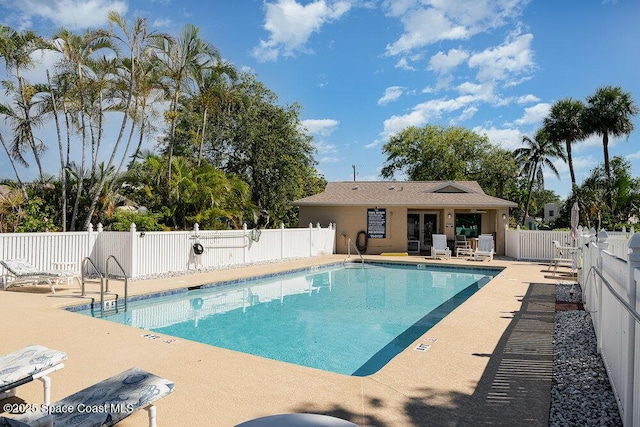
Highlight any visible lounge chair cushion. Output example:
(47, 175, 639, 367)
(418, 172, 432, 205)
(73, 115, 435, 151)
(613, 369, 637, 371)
(8, 367, 174, 427)
(0, 345, 67, 393)
(0, 260, 41, 276)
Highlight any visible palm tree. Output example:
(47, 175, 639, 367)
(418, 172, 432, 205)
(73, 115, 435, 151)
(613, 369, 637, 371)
(50, 27, 112, 230)
(81, 13, 169, 231)
(514, 129, 566, 225)
(583, 86, 638, 207)
(191, 60, 238, 165)
(0, 84, 47, 178)
(543, 98, 585, 189)
(150, 24, 220, 187)
(0, 132, 26, 195)
(0, 25, 48, 179)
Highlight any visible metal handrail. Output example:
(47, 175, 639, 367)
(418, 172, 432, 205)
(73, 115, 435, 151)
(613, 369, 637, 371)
(80, 257, 103, 297)
(588, 265, 640, 324)
(345, 238, 364, 265)
(105, 255, 128, 312)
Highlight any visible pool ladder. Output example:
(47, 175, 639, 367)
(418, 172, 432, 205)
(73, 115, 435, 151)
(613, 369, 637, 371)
(344, 237, 365, 266)
(81, 255, 128, 316)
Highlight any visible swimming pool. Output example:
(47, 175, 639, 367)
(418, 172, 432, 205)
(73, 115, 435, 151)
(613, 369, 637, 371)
(72, 262, 500, 376)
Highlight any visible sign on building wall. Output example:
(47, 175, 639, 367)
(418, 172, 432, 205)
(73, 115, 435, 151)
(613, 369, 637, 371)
(367, 208, 386, 238)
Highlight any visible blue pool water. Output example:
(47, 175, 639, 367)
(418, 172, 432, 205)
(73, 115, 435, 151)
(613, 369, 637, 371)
(73, 263, 499, 376)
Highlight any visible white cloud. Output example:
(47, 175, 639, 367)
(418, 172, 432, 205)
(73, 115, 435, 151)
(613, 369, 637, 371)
(378, 86, 405, 105)
(315, 142, 338, 155)
(394, 57, 416, 71)
(252, 0, 351, 62)
(319, 155, 343, 163)
(364, 138, 383, 149)
(300, 119, 339, 136)
(152, 18, 173, 29)
(474, 126, 523, 151)
(513, 102, 551, 126)
(3, 0, 127, 29)
(381, 94, 479, 136)
(517, 94, 540, 104)
(468, 32, 535, 83)
(384, 0, 529, 56)
(429, 48, 469, 74)
(457, 106, 478, 122)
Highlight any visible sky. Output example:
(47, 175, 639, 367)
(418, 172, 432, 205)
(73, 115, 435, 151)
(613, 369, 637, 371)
(0, 0, 639, 200)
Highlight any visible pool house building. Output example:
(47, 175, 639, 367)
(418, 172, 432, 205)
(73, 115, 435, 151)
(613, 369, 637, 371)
(294, 181, 517, 256)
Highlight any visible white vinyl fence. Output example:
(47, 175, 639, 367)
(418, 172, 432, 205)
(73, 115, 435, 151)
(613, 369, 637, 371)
(505, 226, 632, 261)
(0, 223, 336, 280)
(578, 229, 640, 426)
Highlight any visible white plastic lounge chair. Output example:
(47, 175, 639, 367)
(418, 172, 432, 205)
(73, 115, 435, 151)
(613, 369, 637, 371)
(455, 234, 473, 257)
(431, 234, 451, 259)
(0, 345, 67, 405)
(474, 235, 494, 261)
(0, 367, 174, 427)
(548, 240, 577, 275)
(0, 260, 80, 294)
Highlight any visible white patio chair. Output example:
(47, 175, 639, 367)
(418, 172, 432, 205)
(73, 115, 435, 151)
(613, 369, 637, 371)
(455, 234, 473, 257)
(431, 234, 451, 259)
(1, 259, 80, 293)
(474, 234, 494, 261)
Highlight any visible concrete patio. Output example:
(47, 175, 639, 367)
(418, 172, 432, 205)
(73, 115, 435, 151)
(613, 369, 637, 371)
(0, 255, 562, 426)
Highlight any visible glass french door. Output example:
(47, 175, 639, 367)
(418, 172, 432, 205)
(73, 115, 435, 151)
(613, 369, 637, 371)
(407, 212, 439, 252)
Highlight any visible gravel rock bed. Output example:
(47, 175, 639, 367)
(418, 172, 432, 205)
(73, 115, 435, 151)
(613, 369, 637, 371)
(551, 283, 622, 426)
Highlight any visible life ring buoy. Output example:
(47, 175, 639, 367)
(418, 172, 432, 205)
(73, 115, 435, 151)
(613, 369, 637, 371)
(191, 297, 204, 310)
(192, 243, 204, 255)
(355, 230, 368, 253)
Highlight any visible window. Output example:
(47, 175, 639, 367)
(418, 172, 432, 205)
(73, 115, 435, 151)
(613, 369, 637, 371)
(455, 214, 481, 238)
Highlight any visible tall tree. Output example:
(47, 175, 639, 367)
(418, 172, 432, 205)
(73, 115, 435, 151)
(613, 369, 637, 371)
(150, 24, 219, 188)
(0, 25, 47, 179)
(513, 129, 565, 225)
(221, 74, 318, 227)
(583, 86, 638, 208)
(50, 27, 112, 230)
(380, 124, 518, 198)
(191, 60, 238, 166)
(543, 98, 585, 189)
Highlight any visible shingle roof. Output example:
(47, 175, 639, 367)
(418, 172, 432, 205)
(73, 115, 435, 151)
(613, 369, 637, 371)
(293, 181, 518, 208)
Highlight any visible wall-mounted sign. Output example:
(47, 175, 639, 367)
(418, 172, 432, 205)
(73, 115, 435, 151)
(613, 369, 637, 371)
(367, 208, 386, 238)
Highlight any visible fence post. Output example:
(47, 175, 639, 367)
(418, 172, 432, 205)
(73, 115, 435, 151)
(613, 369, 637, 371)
(309, 223, 313, 257)
(280, 223, 285, 259)
(624, 234, 640, 426)
(596, 229, 609, 354)
(130, 223, 138, 279)
(243, 223, 248, 264)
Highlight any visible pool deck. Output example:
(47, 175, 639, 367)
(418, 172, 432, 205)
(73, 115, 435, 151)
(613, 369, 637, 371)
(0, 255, 566, 426)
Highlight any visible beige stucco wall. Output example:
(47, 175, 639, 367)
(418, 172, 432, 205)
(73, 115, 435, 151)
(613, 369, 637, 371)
(299, 206, 510, 256)
(299, 205, 408, 254)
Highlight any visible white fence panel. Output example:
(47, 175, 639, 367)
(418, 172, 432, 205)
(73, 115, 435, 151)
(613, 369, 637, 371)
(0, 224, 336, 280)
(505, 229, 572, 261)
(135, 231, 193, 277)
(581, 231, 640, 426)
(283, 229, 312, 258)
(600, 252, 631, 419)
(0, 231, 90, 276)
(246, 229, 282, 263)
(91, 231, 131, 276)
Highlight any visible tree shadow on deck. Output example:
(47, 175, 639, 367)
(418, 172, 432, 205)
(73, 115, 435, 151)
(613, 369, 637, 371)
(292, 282, 556, 427)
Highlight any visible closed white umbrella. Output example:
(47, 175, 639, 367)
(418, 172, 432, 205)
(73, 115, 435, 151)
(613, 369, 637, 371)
(570, 202, 579, 272)
(570, 202, 579, 242)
